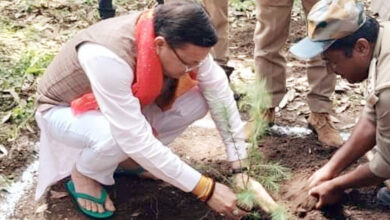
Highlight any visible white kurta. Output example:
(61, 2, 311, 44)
(35, 43, 247, 200)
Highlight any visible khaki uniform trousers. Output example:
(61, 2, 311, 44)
(166, 0, 229, 64)
(254, 0, 336, 113)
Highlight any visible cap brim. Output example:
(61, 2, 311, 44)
(290, 37, 335, 60)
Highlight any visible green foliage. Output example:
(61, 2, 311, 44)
(250, 162, 290, 193)
(10, 98, 35, 124)
(236, 189, 258, 211)
(245, 212, 261, 219)
(240, 79, 271, 141)
(230, 0, 255, 12)
(0, 50, 54, 140)
(235, 79, 291, 218)
(83, 0, 97, 6)
(0, 50, 54, 89)
(271, 205, 291, 220)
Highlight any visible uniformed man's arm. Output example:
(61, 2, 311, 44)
(308, 109, 379, 209)
(309, 116, 377, 187)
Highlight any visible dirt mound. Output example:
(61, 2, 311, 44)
(282, 173, 318, 217)
(261, 134, 390, 219)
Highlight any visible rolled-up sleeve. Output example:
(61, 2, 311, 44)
(77, 43, 201, 192)
(363, 102, 376, 122)
(197, 55, 248, 162)
(369, 88, 390, 179)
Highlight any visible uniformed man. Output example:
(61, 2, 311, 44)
(290, 0, 390, 208)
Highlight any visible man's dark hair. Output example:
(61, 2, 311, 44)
(154, 1, 218, 48)
(328, 16, 379, 57)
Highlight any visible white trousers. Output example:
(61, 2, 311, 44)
(35, 87, 208, 200)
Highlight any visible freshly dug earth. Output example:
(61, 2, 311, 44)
(283, 174, 318, 216)
(261, 135, 390, 220)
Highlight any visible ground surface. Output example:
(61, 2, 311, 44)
(1, 0, 389, 219)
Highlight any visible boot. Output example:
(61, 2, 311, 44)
(307, 112, 343, 147)
(264, 108, 275, 125)
(244, 108, 275, 139)
(98, 0, 116, 19)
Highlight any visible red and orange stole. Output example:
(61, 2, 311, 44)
(71, 10, 197, 115)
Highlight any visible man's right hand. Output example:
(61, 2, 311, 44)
(206, 182, 247, 219)
(309, 179, 344, 209)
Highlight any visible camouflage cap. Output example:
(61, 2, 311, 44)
(290, 0, 366, 60)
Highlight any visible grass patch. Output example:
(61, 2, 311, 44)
(0, 50, 54, 141)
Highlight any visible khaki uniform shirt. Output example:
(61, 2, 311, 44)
(363, 21, 390, 179)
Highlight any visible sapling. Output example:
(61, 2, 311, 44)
(219, 79, 290, 219)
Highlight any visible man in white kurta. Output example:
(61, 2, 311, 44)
(36, 42, 247, 196)
(35, 3, 250, 217)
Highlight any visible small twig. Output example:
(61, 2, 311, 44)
(197, 210, 211, 220)
(149, 196, 159, 219)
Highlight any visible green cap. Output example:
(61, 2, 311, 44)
(290, 0, 366, 60)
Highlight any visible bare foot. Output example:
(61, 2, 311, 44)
(71, 166, 115, 213)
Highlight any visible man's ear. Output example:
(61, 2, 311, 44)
(154, 36, 166, 55)
(354, 38, 371, 57)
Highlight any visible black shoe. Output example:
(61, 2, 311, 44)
(99, 7, 116, 19)
(220, 64, 234, 81)
(377, 187, 390, 206)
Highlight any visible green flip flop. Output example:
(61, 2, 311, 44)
(66, 180, 114, 219)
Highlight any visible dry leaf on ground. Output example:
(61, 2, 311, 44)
(35, 204, 48, 213)
(335, 103, 350, 114)
(279, 89, 296, 109)
(329, 115, 341, 123)
(49, 190, 68, 199)
(0, 145, 8, 159)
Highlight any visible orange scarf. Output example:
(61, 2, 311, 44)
(71, 10, 196, 115)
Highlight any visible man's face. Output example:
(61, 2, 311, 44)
(322, 39, 373, 83)
(155, 37, 210, 79)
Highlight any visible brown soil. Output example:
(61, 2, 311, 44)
(46, 177, 223, 220)
(283, 175, 318, 216)
(27, 131, 388, 220)
(261, 135, 390, 219)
